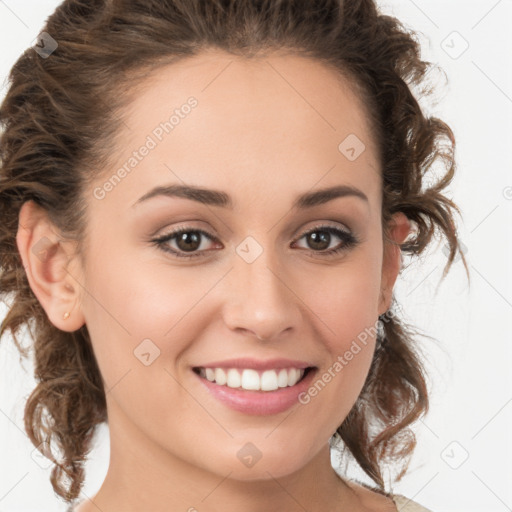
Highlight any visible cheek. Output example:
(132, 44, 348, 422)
(79, 239, 220, 387)
(296, 321, 377, 435)
(294, 251, 382, 413)
(304, 251, 383, 345)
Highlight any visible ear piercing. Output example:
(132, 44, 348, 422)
(63, 312, 70, 320)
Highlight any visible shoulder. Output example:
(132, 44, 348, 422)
(343, 478, 433, 512)
(391, 494, 433, 512)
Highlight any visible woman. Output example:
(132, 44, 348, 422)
(0, 1, 468, 511)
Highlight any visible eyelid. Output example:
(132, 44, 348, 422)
(153, 220, 350, 244)
(293, 221, 351, 239)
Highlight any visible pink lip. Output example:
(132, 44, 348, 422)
(193, 357, 314, 371)
(193, 366, 318, 415)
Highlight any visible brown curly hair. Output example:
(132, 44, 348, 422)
(0, 0, 469, 504)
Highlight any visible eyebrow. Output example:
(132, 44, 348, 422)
(132, 183, 369, 210)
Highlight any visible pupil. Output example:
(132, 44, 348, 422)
(178, 232, 200, 252)
(309, 231, 330, 250)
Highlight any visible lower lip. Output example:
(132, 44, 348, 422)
(194, 368, 317, 415)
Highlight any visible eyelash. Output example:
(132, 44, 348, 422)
(151, 224, 359, 260)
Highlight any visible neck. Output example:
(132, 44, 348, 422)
(85, 412, 360, 512)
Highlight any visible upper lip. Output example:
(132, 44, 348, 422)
(193, 358, 315, 371)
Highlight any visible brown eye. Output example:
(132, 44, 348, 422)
(293, 226, 359, 256)
(175, 231, 202, 252)
(152, 224, 359, 260)
(306, 230, 331, 251)
(152, 228, 220, 259)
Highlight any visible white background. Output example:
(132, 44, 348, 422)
(0, 1, 511, 511)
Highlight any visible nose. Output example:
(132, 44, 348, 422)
(221, 246, 303, 341)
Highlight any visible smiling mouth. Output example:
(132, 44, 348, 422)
(192, 366, 315, 392)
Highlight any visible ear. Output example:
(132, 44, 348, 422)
(378, 211, 411, 316)
(16, 200, 86, 332)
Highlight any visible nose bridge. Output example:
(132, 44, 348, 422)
(223, 236, 300, 338)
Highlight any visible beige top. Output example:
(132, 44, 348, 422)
(69, 494, 433, 512)
(392, 494, 433, 511)
(69, 495, 431, 511)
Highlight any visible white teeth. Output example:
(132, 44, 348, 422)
(226, 368, 241, 388)
(241, 369, 260, 390)
(260, 370, 278, 391)
(214, 368, 227, 385)
(277, 368, 289, 387)
(198, 367, 306, 391)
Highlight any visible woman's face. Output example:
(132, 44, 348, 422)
(69, 49, 407, 481)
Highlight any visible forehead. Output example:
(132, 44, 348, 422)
(94, 49, 381, 212)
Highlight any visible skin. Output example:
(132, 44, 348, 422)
(17, 49, 410, 512)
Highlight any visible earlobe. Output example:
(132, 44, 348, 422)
(16, 200, 85, 332)
(378, 212, 411, 316)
